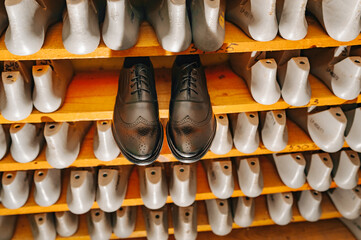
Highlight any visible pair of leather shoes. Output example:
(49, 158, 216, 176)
(112, 55, 216, 165)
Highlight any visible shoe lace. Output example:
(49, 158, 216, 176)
(179, 62, 198, 96)
(130, 66, 150, 95)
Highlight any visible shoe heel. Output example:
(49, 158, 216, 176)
(93, 120, 120, 161)
(230, 112, 259, 153)
(204, 159, 234, 199)
(331, 150, 360, 189)
(267, 192, 293, 225)
(273, 153, 306, 189)
(328, 186, 361, 220)
(87, 210, 112, 240)
(0, 171, 29, 209)
(235, 157, 263, 197)
(112, 206, 137, 238)
(261, 110, 288, 151)
(143, 206, 169, 240)
(34, 169, 61, 207)
(172, 203, 198, 240)
(29, 213, 56, 240)
(205, 199, 232, 236)
(54, 211, 79, 237)
(232, 196, 255, 227)
(305, 153, 333, 191)
(297, 190, 322, 222)
(210, 114, 233, 155)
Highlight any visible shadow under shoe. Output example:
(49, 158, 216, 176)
(112, 57, 163, 165)
(167, 55, 216, 163)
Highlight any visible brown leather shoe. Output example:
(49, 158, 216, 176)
(112, 57, 163, 165)
(167, 55, 216, 162)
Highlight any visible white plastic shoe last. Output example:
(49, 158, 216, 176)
(261, 110, 288, 152)
(340, 216, 361, 239)
(305, 153, 333, 192)
(307, 0, 361, 42)
(54, 211, 79, 237)
(169, 163, 197, 207)
(96, 166, 132, 212)
(87, 210, 112, 240)
(1, 61, 33, 121)
(232, 196, 255, 227)
(0, 215, 17, 240)
(190, 0, 226, 52)
(0, 171, 29, 209)
(0, 125, 10, 161)
(138, 163, 168, 210)
(297, 190, 322, 222)
(66, 169, 96, 214)
(331, 150, 360, 190)
(172, 203, 198, 240)
(268, 50, 311, 106)
(328, 186, 361, 220)
(230, 52, 280, 105)
(93, 120, 120, 161)
(143, 206, 169, 240)
(344, 107, 361, 152)
(210, 114, 233, 155)
(32, 60, 74, 113)
(288, 107, 347, 153)
(204, 159, 234, 199)
(34, 169, 61, 207)
(146, 0, 192, 52)
(112, 206, 137, 238)
(226, 0, 278, 41)
(235, 157, 263, 197)
(230, 112, 259, 154)
(4, 0, 64, 56)
(44, 121, 92, 169)
(63, 0, 105, 54)
(205, 199, 232, 236)
(10, 123, 44, 163)
(29, 213, 56, 240)
(273, 153, 306, 189)
(0, 1, 8, 35)
(276, 0, 308, 40)
(304, 46, 361, 100)
(102, 0, 143, 50)
(267, 192, 293, 225)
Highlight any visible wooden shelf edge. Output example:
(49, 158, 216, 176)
(10, 193, 345, 239)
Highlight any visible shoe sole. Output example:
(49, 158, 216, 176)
(166, 116, 217, 163)
(112, 121, 164, 166)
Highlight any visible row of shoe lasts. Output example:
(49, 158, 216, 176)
(1, 186, 360, 240)
(1, 150, 359, 212)
(1, 0, 361, 56)
(214, 104, 361, 156)
(230, 46, 361, 106)
(0, 60, 73, 121)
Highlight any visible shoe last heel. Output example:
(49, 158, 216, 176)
(86, 209, 112, 240)
(0, 171, 30, 209)
(0, 215, 17, 240)
(169, 163, 197, 207)
(204, 159, 234, 199)
(112, 206, 137, 238)
(328, 186, 361, 220)
(230, 112, 259, 153)
(138, 163, 168, 209)
(54, 211, 78, 237)
(305, 153, 333, 192)
(232, 196, 255, 227)
(205, 199, 232, 236)
(93, 120, 120, 161)
(331, 150, 360, 189)
(235, 157, 263, 197)
(66, 169, 96, 214)
(267, 192, 293, 225)
(143, 206, 169, 240)
(261, 110, 288, 152)
(172, 203, 198, 240)
(345, 108, 361, 152)
(297, 190, 322, 222)
(273, 153, 306, 189)
(210, 114, 233, 155)
(10, 123, 44, 163)
(29, 213, 56, 240)
(34, 169, 61, 207)
(96, 166, 132, 212)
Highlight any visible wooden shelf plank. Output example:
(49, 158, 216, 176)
(0, 118, 348, 171)
(0, 63, 358, 124)
(10, 194, 345, 239)
(1, 157, 359, 216)
(1, 17, 361, 61)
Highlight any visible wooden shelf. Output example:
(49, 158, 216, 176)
(0, 63, 359, 124)
(10, 193, 344, 239)
(0, 118, 348, 171)
(1, 17, 361, 61)
(1, 156, 359, 216)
